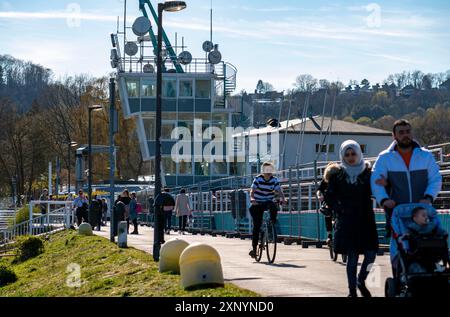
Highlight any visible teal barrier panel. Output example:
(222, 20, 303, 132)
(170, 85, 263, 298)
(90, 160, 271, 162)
(212, 211, 237, 232)
(277, 212, 327, 241)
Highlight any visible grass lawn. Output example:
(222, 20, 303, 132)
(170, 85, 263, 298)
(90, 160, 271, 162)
(0, 230, 258, 297)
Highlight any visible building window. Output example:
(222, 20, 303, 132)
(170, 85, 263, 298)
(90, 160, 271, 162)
(196, 80, 211, 98)
(211, 161, 227, 175)
(141, 79, 156, 97)
(162, 157, 176, 175)
(143, 116, 155, 141)
(162, 112, 177, 120)
(126, 79, 139, 98)
(162, 122, 176, 140)
(230, 162, 245, 176)
(315, 144, 335, 153)
(179, 80, 193, 97)
(195, 113, 211, 121)
(163, 79, 177, 98)
(179, 159, 193, 175)
(195, 161, 210, 176)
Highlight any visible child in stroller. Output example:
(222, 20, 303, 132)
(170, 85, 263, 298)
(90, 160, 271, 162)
(385, 204, 450, 297)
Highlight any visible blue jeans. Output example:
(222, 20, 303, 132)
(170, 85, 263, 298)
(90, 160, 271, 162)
(165, 210, 173, 231)
(346, 250, 377, 291)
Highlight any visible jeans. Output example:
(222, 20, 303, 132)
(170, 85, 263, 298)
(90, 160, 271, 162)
(249, 201, 278, 250)
(346, 250, 377, 291)
(179, 216, 188, 232)
(165, 210, 173, 231)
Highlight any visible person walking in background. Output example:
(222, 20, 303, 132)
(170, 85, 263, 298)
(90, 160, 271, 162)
(113, 197, 126, 237)
(119, 189, 132, 232)
(325, 141, 379, 297)
(96, 197, 103, 231)
(175, 189, 191, 235)
(162, 187, 175, 234)
(101, 198, 108, 226)
(89, 195, 102, 231)
(39, 189, 49, 216)
(73, 190, 88, 226)
(128, 193, 139, 235)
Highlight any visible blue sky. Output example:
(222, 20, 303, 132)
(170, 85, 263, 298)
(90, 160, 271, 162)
(0, 0, 449, 92)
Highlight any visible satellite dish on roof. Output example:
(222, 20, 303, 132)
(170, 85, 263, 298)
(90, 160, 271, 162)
(132, 16, 151, 36)
(208, 50, 222, 65)
(143, 64, 155, 73)
(202, 41, 214, 53)
(125, 42, 139, 56)
(178, 51, 192, 65)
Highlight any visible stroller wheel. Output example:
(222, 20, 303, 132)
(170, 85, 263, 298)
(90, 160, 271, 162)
(385, 278, 397, 297)
(342, 254, 348, 264)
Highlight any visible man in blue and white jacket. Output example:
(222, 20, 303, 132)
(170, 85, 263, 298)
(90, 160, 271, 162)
(371, 120, 442, 239)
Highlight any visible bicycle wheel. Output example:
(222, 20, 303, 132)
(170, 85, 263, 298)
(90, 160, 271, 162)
(265, 221, 277, 263)
(255, 230, 264, 262)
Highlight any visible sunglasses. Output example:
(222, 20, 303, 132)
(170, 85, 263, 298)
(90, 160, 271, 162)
(344, 152, 357, 158)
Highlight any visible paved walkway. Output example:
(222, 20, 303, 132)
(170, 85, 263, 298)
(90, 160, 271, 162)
(94, 225, 392, 297)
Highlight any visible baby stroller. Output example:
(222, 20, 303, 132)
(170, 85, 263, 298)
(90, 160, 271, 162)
(385, 203, 450, 297)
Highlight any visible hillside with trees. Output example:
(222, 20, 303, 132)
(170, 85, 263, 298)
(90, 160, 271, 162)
(0, 55, 147, 200)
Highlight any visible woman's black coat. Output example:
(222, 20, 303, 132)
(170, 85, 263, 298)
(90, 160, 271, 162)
(324, 166, 379, 254)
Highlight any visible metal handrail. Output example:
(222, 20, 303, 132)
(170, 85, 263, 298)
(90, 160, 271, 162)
(0, 201, 74, 245)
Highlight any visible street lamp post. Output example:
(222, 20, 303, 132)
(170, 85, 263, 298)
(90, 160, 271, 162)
(67, 140, 78, 195)
(11, 176, 17, 229)
(153, 0, 186, 261)
(88, 105, 103, 208)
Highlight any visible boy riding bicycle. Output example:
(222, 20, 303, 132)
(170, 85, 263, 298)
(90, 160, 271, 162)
(249, 162, 286, 258)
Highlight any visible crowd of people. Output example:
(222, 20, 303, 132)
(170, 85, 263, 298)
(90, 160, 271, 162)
(249, 119, 444, 297)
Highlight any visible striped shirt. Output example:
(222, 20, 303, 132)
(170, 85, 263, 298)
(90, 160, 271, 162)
(251, 175, 281, 202)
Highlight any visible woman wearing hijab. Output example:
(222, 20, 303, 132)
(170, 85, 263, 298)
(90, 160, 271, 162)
(324, 140, 379, 297)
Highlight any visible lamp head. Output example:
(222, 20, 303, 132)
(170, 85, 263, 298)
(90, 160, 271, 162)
(162, 1, 187, 12)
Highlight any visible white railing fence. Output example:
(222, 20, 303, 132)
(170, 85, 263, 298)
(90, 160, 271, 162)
(0, 201, 74, 245)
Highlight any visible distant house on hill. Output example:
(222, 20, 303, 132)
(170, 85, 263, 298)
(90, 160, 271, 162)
(401, 85, 417, 98)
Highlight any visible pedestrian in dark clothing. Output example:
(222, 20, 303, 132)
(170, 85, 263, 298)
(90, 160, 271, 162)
(89, 195, 102, 231)
(325, 140, 379, 298)
(129, 193, 139, 235)
(119, 190, 132, 232)
(96, 198, 103, 230)
(148, 197, 155, 223)
(113, 199, 126, 237)
(101, 198, 108, 225)
(317, 163, 341, 245)
(155, 187, 175, 243)
(162, 187, 175, 234)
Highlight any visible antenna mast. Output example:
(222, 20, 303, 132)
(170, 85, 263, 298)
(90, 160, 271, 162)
(210, 0, 213, 42)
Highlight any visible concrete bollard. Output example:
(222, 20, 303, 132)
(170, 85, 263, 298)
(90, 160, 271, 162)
(118, 221, 128, 248)
(159, 239, 189, 274)
(78, 223, 93, 236)
(179, 243, 224, 289)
